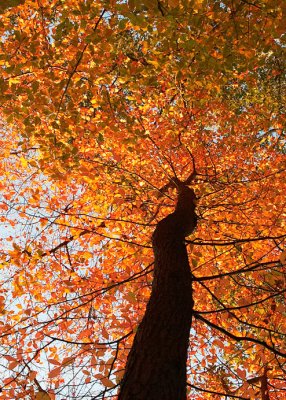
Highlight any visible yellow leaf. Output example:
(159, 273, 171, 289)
(20, 157, 28, 167)
(91, 98, 99, 106)
(147, 59, 159, 68)
(9, 77, 21, 85)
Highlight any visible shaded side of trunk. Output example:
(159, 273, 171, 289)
(118, 186, 197, 400)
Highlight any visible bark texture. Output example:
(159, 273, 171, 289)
(118, 185, 197, 400)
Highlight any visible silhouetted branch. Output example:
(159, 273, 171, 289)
(195, 313, 286, 358)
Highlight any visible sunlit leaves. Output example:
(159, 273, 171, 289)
(0, 0, 285, 398)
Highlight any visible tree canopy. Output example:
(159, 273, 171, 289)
(0, 0, 285, 398)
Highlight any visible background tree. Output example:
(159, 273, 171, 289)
(0, 0, 285, 399)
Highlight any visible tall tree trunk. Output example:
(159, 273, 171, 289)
(118, 185, 197, 400)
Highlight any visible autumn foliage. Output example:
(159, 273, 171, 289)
(0, 0, 285, 398)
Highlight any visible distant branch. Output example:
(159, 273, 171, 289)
(23, 223, 151, 259)
(195, 287, 286, 314)
(187, 383, 249, 399)
(44, 331, 132, 347)
(56, 9, 106, 119)
(195, 313, 286, 358)
(187, 234, 286, 247)
(193, 260, 279, 282)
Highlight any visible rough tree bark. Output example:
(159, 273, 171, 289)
(118, 181, 197, 400)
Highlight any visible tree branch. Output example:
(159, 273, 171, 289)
(195, 313, 286, 358)
(187, 383, 250, 399)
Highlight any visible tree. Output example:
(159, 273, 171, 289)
(0, 0, 285, 399)
(119, 180, 197, 399)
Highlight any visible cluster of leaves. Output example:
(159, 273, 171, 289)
(0, 0, 285, 398)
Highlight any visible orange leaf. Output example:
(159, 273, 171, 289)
(48, 366, 61, 379)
